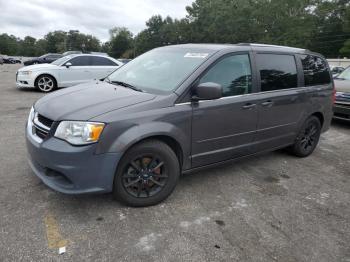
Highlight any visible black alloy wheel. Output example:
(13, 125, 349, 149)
(122, 155, 168, 198)
(113, 140, 180, 207)
(289, 116, 321, 157)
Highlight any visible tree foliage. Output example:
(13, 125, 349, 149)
(108, 27, 134, 58)
(1, 0, 350, 58)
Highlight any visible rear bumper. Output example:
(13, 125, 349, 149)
(333, 102, 350, 121)
(26, 122, 121, 194)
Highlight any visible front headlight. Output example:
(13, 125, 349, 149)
(19, 71, 32, 75)
(54, 121, 105, 145)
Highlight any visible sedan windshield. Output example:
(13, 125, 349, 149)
(337, 66, 350, 80)
(106, 48, 211, 94)
(51, 55, 73, 66)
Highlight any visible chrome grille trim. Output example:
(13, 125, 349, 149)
(33, 113, 51, 132)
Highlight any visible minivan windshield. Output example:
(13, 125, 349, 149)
(51, 55, 73, 66)
(337, 66, 350, 80)
(106, 48, 211, 94)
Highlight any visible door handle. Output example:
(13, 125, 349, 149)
(242, 103, 256, 109)
(261, 100, 274, 107)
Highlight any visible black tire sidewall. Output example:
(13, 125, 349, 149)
(293, 116, 321, 157)
(113, 140, 180, 207)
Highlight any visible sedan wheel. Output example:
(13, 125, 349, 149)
(36, 76, 56, 92)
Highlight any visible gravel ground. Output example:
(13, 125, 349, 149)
(0, 64, 349, 262)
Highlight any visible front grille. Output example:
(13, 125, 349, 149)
(335, 101, 350, 108)
(336, 92, 350, 103)
(33, 113, 53, 140)
(37, 114, 53, 128)
(35, 127, 48, 139)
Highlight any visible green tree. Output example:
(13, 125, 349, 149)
(35, 39, 48, 56)
(134, 15, 190, 55)
(20, 36, 36, 56)
(82, 35, 100, 52)
(340, 39, 350, 57)
(0, 33, 20, 55)
(108, 27, 133, 58)
(44, 30, 67, 53)
(310, 0, 350, 57)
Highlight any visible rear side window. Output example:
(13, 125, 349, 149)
(67, 56, 90, 66)
(257, 54, 298, 91)
(301, 55, 331, 86)
(91, 56, 117, 66)
(199, 54, 252, 96)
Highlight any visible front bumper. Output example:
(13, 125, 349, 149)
(333, 102, 350, 121)
(26, 121, 121, 194)
(16, 73, 35, 88)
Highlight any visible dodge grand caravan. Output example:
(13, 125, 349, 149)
(26, 43, 333, 206)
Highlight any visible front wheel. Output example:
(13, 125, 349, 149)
(35, 75, 56, 92)
(113, 140, 180, 207)
(289, 116, 322, 157)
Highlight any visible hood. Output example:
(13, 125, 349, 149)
(334, 78, 350, 93)
(19, 63, 56, 71)
(34, 81, 156, 121)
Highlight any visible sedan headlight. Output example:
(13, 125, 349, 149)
(19, 71, 32, 75)
(54, 121, 105, 145)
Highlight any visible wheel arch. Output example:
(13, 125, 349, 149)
(132, 135, 184, 169)
(311, 111, 324, 127)
(34, 73, 58, 88)
(98, 122, 190, 170)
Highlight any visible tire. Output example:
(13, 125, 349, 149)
(35, 75, 56, 93)
(289, 116, 322, 157)
(113, 140, 180, 207)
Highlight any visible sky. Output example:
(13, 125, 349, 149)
(0, 0, 193, 42)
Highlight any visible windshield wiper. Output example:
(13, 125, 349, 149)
(110, 80, 144, 92)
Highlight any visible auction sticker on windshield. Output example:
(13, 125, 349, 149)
(184, 53, 209, 58)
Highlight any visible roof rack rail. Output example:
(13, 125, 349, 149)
(237, 43, 306, 50)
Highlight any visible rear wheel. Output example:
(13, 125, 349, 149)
(289, 116, 321, 157)
(35, 75, 56, 92)
(113, 140, 180, 207)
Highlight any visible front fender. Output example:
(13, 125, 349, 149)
(33, 71, 58, 84)
(95, 121, 191, 169)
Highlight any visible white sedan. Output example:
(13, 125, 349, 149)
(16, 54, 123, 92)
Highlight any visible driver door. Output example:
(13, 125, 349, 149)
(191, 53, 259, 167)
(59, 56, 92, 87)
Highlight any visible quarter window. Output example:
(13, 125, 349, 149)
(91, 56, 117, 66)
(199, 54, 252, 96)
(67, 56, 90, 66)
(301, 55, 331, 86)
(257, 54, 298, 91)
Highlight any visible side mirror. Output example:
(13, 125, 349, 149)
(65, 62, 72, 68)
(193, 82, 222, 101)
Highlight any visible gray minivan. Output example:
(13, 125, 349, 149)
(26, 43, 334, 206)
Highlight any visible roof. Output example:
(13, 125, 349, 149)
(65, 53, 111, 58)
